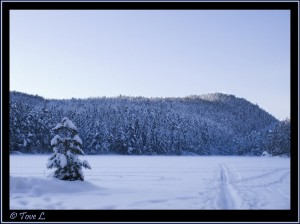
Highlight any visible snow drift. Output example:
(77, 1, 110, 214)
(10, 155, 290, 210)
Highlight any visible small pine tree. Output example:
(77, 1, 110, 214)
(47, 117, 91, 181)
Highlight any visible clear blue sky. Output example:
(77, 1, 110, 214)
(10, 10, 290, 120)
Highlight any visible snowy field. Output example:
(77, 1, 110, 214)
(10, 155, 290, 210)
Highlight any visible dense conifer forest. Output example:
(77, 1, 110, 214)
(9, 91, 290, 156)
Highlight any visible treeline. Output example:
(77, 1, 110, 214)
(9, 91, 290, 156)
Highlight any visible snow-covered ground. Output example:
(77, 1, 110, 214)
(10, 155, 290, 210)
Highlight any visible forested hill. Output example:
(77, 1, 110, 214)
(9, 91, 290, 156)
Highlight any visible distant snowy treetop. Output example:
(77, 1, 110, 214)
(53, 117, 78, 132)
(199, 93, 236, 102)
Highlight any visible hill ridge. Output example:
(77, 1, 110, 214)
(9, 91, 289, 156)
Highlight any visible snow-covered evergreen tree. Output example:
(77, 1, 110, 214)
(47, 117, 91, 181)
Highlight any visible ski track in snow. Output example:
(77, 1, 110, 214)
(215, 164, 238, 209)
(210, 163, 290, 210)
(9, 155, 290, 210)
